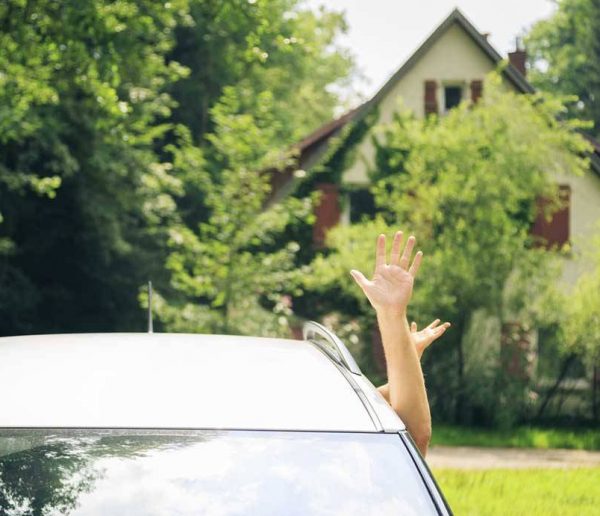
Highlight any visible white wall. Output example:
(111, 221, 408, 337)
(343, 23, 506, 185)
(553, 168, 600, 287)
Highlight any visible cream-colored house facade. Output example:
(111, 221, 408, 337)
(294, 8, 600, 286)
(343, 17, 520, 185)
(553, 168, 600, 284)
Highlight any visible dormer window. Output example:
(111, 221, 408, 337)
(444, 85, 463, 111)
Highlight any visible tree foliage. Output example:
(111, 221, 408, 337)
(0, 0, 189, 334)
(170, 0, 354, 144)
(308, 74, 591, 424)
(150, 89, 314, 336)
(526, 0, 600, 137)
(562, 237, 600, 363)
(0, 0, 353, 335)
(147, 0, 354, 336)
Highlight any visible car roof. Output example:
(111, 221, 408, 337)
(0, 333, 404, 433)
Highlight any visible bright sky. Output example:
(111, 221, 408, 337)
(304, 0, 557, 99)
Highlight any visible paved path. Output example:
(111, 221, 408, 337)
(426, 445, 600, 469)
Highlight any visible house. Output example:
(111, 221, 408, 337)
(280, 8, 600, 387)
(285, 7, 600, 287)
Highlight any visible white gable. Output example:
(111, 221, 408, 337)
(380, 24, 505, 122)
(343, 22, 517, 185)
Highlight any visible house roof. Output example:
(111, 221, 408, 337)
(368, 8, 533, 108)
(586, 134, 600, 173)
(297, 106, 361, 153)
(586, 134, 600, 155)
(295, 7, 600, 175)
(297, 8, 532, 155)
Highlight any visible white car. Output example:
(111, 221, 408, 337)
(0, 322, 451, 515)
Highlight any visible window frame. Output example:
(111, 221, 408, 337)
(399, 430, 453, 515)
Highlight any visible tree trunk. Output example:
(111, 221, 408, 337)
(536, 353, 576, 421)
(593, 364, 599, 423)
(453, 315, 467, 424)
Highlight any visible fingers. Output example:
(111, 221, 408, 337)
(399, 235, 415, 270)
(420, 321, 451, 354)
(431, 323, 450, 340)
(408, 250, 423, 277)
(350, 269, 371, 291)
(411, 321, 417, 332)
(432, 322, 451, 338)
(390, 231, 403, 266)
(375, 234, 386, 270)
(376, 231, 423, 275)
(426, 319, 441, 330)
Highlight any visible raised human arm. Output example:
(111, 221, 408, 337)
(350, 232, 432, 456)
(377, 319, 450, 403)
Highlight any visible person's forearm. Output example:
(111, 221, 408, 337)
(377, 308, 431, 456)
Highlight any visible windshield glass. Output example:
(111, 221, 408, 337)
(0, 429, 436, 515)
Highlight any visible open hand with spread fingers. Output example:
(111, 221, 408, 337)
(411, 319, 451, 359)
(355, 231, 434, 456)
(350, 231, 422, 316)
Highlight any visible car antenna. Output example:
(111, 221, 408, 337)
(147, 280, 153, 334)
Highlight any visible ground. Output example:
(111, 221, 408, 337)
(427, 445, 600, 469)
(429, 446, 600, 515)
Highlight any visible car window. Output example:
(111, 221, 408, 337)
(0, 429, 437, 515)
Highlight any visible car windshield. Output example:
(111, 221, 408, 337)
(0, 429, 436, 515)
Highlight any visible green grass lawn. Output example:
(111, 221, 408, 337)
(432, 468, 600, 515)
(431, 424, 600, 451)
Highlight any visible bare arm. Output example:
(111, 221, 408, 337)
(377, 319, 450, 403)
(377, 308, 431, 456)
(350, 232, 432, 456)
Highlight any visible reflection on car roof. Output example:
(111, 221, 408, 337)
(0, 333, 399, 432)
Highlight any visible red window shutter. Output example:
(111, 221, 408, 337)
(470, 80, 483, 103)
(313, 183, 340, 248)
(531, 184, 571, 248)
(424, 80, 438, 116)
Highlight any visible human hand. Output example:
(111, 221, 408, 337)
(350, 231, 422, 316)
(411, 319, 451, 359)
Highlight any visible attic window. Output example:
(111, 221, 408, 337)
(444, 86, 463, 111)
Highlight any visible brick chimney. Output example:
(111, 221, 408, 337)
(508, 38, 527, 77)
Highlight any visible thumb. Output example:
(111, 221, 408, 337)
(350, 269, 370, 290)
(411, 321, 417, 333)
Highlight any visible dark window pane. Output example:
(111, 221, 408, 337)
(349, 188, 375, 223)
(0, 429, 438, 515)
(444, 86, 462, 110)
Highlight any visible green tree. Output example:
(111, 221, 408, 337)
(307, 74, 590, 425)
(169, 0, 354, 144)
(167, 0, 355, 238)
(562, 237, 600, 420)
(526, 0, 600, 137)
(148, 0, 354, 336)
(0, 0, 186, 334)
(0, 0, 353, 336)
(151, 88, 313, 336)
